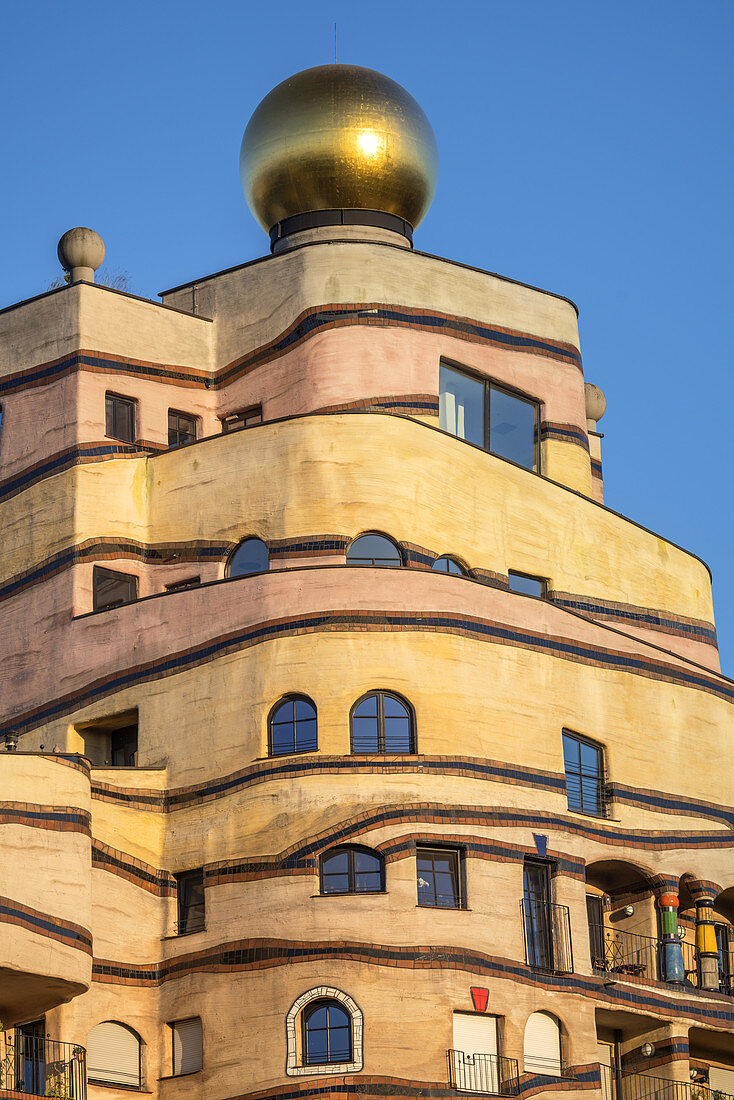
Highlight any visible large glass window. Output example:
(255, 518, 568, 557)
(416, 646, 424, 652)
(416, 847, 462, 908)
(227, 537, 269, 577)
(269, 696, 318, 756)
(346, 533, 402, 566)
(321, 847, 384, 894)
(562, 730, 605, 816)
(350, 692, 414, 754)
(105, 393, 136, 443)
(93, 567, 138, 611)
(302, 1001, 352, 1065)
(523, 860, 553, 970)
(439, 364, 539, 471)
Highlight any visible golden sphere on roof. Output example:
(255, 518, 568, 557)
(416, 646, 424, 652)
(240, 64, 438, 234)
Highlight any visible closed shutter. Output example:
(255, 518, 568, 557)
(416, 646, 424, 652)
(453, 1014, 498, 1055)
(524, 1012, 561, 1076)
(709, 1068, 734, 1094)
(452, 1015, 499, 1092)
(87, 1022, 141, 1087)
(172, 1018, 203, 1075)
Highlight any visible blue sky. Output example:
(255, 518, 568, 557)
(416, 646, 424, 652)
(2, 1, 733, 670)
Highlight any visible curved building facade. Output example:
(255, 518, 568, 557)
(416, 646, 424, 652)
(1, 64, 733, 1100)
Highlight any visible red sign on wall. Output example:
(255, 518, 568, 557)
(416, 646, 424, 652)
(471, 987, 489, 1012)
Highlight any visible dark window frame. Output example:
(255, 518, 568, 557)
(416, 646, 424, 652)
(165, 576, 201, 592)
(168, 409, 198, 448)
(416, 844, 466, 909)
(508, 570, 548, 598)
(562, 729, 607, 817)
(226, 536, 269, 578)
(175, 868, 206, 935)
(439, 360, 541, 473)
(268, 694, 318, 757)
(346, 532, 403, 567)
(220, 405, 263, 432)
(432, 555, 467, 575)
(320, 845, 386, 895)
(93, 566, 138, 612)
(105, 391, 137, 444)
(349, 690, 416, 754)
(301, 999, 353, 1066)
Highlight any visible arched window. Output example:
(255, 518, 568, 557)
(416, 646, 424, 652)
(346, 533, 402, 566)
(303, 1000, 352, 1065)
(87, 1021, 142, 1088)
(321, 847, 384, 894)
(432, 556, 466, 575)
(523, 1011, 562, 1076)
(269, 696, 317, 756)
(351, 691, 415, 754)
(286, 987, 363, 1076)
(228, 537, 269, 578)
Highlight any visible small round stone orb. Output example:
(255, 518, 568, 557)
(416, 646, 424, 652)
(57, 227, 105, 280)
(584, 382, 607, 426)
(240, 64, 438, 232)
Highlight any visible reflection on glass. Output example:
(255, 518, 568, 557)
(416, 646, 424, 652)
(523, 861, 553, 969)
(304, 1002, 351, 1064)
(416, 849, 460, 907)
(562, 731, 603, 816)
(351, 692, 414, 753)
(432, 556, 465, 575)
(489, 387, 537, 470)
(270, 696, 318, 755)
(322, 848, 383, 893)
(439, 365, 484, 446)
(229, 537, 269, 577)
(347, 533, 402, 566)
(508, 571, 546, 597)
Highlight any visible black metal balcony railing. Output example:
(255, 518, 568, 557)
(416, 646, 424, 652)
(601, 1067, 734, 1100)
(0, 1033, 87, 1098)
(588, 923, 661, 980)
(521, 899, 574, 973)
(447, 1050, 520, 1095)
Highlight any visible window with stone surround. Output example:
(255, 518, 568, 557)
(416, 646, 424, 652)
(286, 988, 363, 1076)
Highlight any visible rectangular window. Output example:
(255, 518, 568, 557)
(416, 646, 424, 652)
(170, 1017, 203, 1076)
(416, 847, 463, 908)
(110, 723, 138, 767)
(562, 730, 606, 816)
(175, 869, 205, 934)
(508, 571, 547, 598)
(439, 363, 539, 472)
(93, 566, 138, 612)
(168, 410, 197, 448)
(105, 393, 136, 443)
(221, 405, 263, 432)
(523, 860, 553, 970)
(165, 576, 201, 592)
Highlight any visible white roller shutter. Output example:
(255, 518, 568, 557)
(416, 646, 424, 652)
(453, 1014, 498, 1055)
(709, 1068, 734, 1094)
(172, 1018, 203, 1076)
(524, 1012, 561, 1076)
(87, 1022, 141, 1087)
(452, 1015, 499, 1092)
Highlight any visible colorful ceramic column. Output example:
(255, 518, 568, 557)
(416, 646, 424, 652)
(690, 882, 721, 992)
(657, 892, 685, 985)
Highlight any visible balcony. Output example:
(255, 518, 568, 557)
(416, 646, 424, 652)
(589, 923, 733, 994)
(0, 1033, 86, 1099)
(601, 1067, 734, 1100)
(521, 899, 574, 973)
(447, 1050, 520, 1094)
